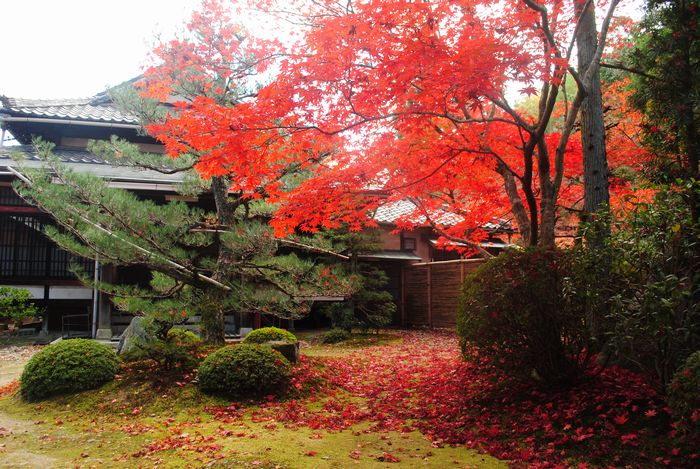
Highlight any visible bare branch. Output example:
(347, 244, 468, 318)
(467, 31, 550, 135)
(600, 62, 655, 79)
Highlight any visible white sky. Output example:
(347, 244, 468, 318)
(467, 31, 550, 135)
(0, 0, 201, 98)
(0, 0, 645, 100)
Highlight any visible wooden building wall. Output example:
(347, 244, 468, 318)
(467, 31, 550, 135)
(403, 259, 485, 328)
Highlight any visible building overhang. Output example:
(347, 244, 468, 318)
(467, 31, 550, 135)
(359, 250, 423, 261)
(428, 239, 514, 249)
(0, 145, 183, 191)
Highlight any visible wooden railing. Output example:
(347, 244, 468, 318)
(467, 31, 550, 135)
(62, 313, 91, 338)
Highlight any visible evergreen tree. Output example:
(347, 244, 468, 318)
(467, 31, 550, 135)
(10, 11, 358, 344)
(629, 0, 700, 185)
(321, 229, 396, 332)
(12, 138, 351, 344)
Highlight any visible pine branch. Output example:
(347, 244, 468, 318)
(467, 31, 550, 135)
(7, 164, 232, 292)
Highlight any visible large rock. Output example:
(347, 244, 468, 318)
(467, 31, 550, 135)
(266, 340, 300, 363)
(117, 317, 149, 355)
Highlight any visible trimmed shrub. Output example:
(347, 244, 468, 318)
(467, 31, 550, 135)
(457, 248, 593, 387)
(168, 328, 200, 346)
(198, 344, 291, 398)
(323, 328, 350, 344)
(20, 339, 119, 401)
(668, 351, 700, 442)
(243, 327, 297, 344)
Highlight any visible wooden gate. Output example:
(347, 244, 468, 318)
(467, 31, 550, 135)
(402, 259, 485, 328)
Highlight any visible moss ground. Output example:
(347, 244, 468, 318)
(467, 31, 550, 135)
(0, 334, 506, 468)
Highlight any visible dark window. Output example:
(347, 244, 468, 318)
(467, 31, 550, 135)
(401, 237, 416, 251)
(0, 186, 28, 206)
(0, 214, 93, 279)
(431, 246, 462, 262)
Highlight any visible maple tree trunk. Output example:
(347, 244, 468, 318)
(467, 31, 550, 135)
(537, 139, 557, 248)
(497, 162, 532, 246)
(539, 194, 556, 248)
(576, 0, 610, 248)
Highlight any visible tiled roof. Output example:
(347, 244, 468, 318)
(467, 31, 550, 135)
(375, 199, 424, 224)
(0, 146, 180, 185)
(373, 199, 513, 232)
(373, 199, 462, 225)
(0, 145, 105, 164)
(0, 95, 139, 125)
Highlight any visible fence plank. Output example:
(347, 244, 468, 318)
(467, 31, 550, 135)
(404, 265, 429, 326)
(403, 259, 485, 328)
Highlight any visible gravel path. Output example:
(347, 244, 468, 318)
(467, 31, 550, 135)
(0, 345, 42, 362)
(0, 345, 58, 467)
(0, 345, 40, 386)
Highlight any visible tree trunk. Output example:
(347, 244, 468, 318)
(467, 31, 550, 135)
(202, 176, 236, 344)
(497, 162, 532, 246)
(575, 1, 611, 348)
(537, 139, 557, 248)
(576, 0, 610, 248)
(201, 295, 226, 345)
(539, 193, 557, 247)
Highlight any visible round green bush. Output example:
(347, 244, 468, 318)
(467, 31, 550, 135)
(198, 344, 291, 398)
(20, 338, 119, 402)
(243, 327, 297, 344)
(668, 351, 700, 441)
(457, 248, 592, 387)
(323, 328, 350, 344)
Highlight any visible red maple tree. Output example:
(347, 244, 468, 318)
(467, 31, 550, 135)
(143, 0, 642, 252)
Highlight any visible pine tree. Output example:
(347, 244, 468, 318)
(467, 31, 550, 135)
(12, 130, 350, 345)
(321, 229, 396, 332)
(10, 9, 357, 344)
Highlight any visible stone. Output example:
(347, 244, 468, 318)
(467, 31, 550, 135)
(95, 328, 112, 340)
(265, 340, 300, 363)
(117, 317, 149, 355)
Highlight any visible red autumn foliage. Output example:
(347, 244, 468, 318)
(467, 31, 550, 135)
(206, 330, 692, 467)
(0, 380, 19, 398)
(141, 0, 648, 251)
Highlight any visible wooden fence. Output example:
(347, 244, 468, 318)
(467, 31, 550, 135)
(403, 259, 485, 328)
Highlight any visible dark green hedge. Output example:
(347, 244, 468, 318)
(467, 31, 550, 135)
(457, 248, 593, 387)
(198, 344, 291, 398)
(323, 328, 350, 344)
(243, 327, 297, 344)
(20, 339, 119, 401)
(669, 350, 700, 443)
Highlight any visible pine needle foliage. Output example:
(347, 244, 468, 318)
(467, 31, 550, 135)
(13, 138, 351, 344)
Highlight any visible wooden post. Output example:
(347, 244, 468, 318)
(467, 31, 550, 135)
(400, 265, 406, 327)
(427, 264, 432, 328)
